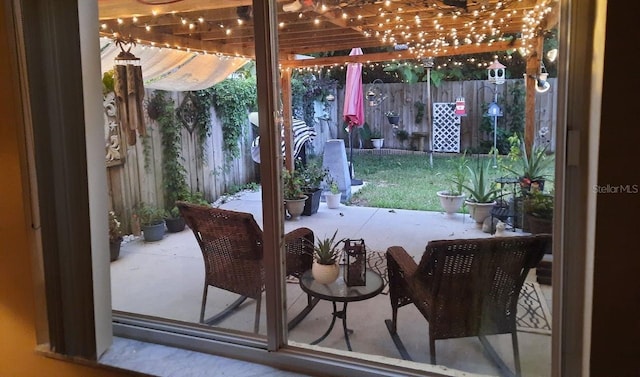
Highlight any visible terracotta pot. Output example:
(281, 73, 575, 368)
(312, 262, 339, 284)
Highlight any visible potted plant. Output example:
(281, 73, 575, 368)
(136, 203, 166, 242)
(437, 152, 468, 216)
(503, 137, 553, 193)
(395, 129, 409, 149)
(309, 229, 343, 284)
(282, 169, 308, 221)
(108, 211, 123, 262)
(324, 174, 342, 209)
(165, 206, 186, 233)
(461, 158, 500, 224)
(165, 191, 208, 233)
(385, 110, 400, 126)
(370, 128, 384, 149)
(298, 159, 327, 216)
(523, 190, 554, 234)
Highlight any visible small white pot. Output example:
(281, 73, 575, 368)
(325, 192, 342, 209)
(371, 138, 384, 149)
(312, 262, 340, 284)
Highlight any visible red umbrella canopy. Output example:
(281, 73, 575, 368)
(343, 48, 364, 129)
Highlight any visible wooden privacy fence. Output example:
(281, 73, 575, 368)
(312, 78, 557, 154)
(106, 89, 258, 232)
(105, 79, 556, 231)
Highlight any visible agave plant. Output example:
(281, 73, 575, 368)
(311, 229, 343, 265)
(461, 158, 501, 203)
(503, 138, 553, 181)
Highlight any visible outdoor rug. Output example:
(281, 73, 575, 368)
(366, 251, 552, 335)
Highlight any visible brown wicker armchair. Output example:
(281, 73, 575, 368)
(385, 235, 551, 376)
(176, 201, 316, 333)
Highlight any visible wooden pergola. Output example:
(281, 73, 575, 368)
(99, 0, 559, 168)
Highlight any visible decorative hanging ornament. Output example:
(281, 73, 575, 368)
(487, 59, 506, 85)
(454, 97, 466, 116)
(113, 34, 145, 146)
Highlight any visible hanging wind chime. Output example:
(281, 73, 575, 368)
(113, 35, 145, 145)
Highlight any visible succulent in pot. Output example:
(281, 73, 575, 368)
(462, 158, 500, 224)
(502, 137, 553, 192)
(308, 229, 343, 284)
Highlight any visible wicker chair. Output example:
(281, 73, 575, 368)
(385, 235, 551, 376)
(176, 201, 316, 333)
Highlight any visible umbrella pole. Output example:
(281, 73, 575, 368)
(349, 126, 362, 186)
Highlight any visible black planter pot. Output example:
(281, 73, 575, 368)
(387, 115, 400, 125)
(165, 216, 186, 233)
(109, 239, 122, 262)
(302, 188, 323, 216)
(142, 221, 166, 242)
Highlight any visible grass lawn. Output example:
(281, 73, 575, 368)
(347, 153, 554, 212)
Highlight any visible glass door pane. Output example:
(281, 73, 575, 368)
(101, 1, 272, 339)
(276, 2, 558, 376)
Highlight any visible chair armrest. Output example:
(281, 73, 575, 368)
(387, 246, 418, 278)
(284, 227, 314, 244)
(284, 227, 314, 278)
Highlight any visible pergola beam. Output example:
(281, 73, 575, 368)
(280, 40, 516, 68)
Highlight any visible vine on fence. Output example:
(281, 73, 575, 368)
(151, 90, 188, 208)
(192, 89, 215, 161)
(211, 77, 257, 161)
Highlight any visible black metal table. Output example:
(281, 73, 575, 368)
(491, 176, 521, 233)
(299, 268, 383, 351)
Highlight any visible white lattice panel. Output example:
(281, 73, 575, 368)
(432, 102, 460, 152)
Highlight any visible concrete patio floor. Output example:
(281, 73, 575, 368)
(110, 188, 553, 377)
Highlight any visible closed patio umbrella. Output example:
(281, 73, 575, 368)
(343, 47, 364, 185)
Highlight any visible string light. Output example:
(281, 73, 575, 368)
(100, 0, 553, 64)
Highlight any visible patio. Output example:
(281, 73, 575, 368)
(111, 188, 553, 377)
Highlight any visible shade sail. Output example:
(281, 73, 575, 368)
(343, 48, 364, 128)
(100, 37, 249, 91)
